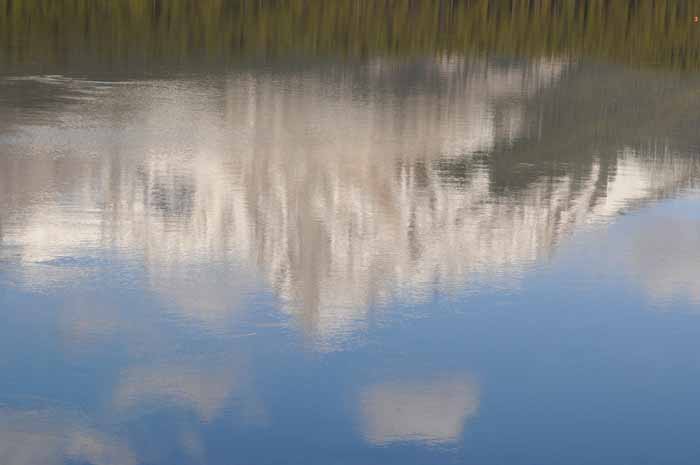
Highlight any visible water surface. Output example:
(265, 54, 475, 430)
(2, 14, 700, 465)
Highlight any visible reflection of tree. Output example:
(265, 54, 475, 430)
(486, 63, 700, 195)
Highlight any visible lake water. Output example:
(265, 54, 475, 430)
(2, 4, 700, 465)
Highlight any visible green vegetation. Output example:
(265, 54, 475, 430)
(2, 0, 700, 68)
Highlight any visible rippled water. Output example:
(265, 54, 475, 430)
(2, 54, 700, 464)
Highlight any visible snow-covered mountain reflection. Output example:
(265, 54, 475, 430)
(1, 58, 699, 346)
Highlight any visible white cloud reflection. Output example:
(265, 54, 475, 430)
(625, 216, 700, 305)
(360, 376, 479, 445)
(113, 361, 236, 422)
(0, 407, 136, 465)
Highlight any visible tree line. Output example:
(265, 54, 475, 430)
(2, 0, 700, 68)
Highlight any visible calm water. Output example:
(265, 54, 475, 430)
(3, 5, 700, 465)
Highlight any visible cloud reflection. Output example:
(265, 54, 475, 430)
(113, 361, 236, 422)
(626, 216, 700, 305)
(0, 407, 135, 465)
(360, 376, 479, 445)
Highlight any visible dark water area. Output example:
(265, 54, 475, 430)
(2, 2, 700, 465)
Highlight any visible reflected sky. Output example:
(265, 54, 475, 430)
(0, 406, 136, 465)
(1, 57, 700, 465)
(360, 376, 479, 445)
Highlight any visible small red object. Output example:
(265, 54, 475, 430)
(694, 16, 699, 23)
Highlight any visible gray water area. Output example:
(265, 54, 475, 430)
(1, 57, 700, 465)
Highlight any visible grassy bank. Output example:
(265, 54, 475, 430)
(2, 0, 700, 68)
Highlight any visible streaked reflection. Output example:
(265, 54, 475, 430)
(360, 376, 479, 445)
(1, 58, 699, 348)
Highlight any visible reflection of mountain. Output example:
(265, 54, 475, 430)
(360, 376, 479, 445)
(1, 59, 699, 344)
